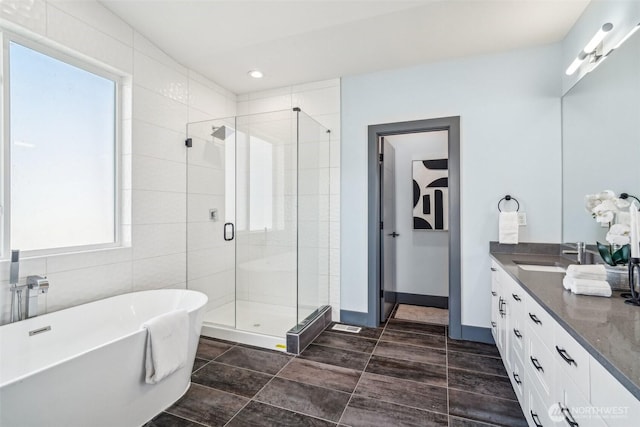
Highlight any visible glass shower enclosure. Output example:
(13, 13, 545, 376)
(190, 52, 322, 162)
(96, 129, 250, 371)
(186, 108, 330, 351)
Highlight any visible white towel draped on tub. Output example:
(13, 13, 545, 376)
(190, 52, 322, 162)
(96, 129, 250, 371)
(499, 212, 519, 244)
(143, 309, 189, 384)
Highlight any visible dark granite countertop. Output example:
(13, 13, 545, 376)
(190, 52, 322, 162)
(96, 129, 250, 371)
(490, 251, 640, 400)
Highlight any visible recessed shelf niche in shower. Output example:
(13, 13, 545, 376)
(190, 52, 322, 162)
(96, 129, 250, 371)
(186, 108, 330, 352)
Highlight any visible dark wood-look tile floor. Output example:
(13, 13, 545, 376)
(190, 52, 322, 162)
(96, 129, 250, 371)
(145, 310, 526, 427)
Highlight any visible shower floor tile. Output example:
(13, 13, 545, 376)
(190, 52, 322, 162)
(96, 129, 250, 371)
(146, 304, 526, 427)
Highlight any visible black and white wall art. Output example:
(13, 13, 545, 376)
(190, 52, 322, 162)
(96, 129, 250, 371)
(412, 159, 448, 230)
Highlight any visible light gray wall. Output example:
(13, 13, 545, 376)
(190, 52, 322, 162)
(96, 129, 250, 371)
(341, 44, 562, 327)
(387, 132, 448, 297)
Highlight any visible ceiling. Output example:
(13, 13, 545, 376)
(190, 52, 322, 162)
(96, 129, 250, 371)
(101, 0, 590, 94)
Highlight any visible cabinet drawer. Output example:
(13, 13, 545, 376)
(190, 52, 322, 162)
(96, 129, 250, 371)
(511, 313, 525, 363)
(509, 352, 525, 405)
(556, 369, 607, 427)
(590, 356, 640, 427)
(526, 325, 555, 399)
(508, 280, 526, 321)
(526, 371, 553, 427)
(554, 321, 590, 400)
(526, 294, 555, 346)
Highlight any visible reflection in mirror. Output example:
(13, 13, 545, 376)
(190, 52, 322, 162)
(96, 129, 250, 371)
(562, 28, 640, 245)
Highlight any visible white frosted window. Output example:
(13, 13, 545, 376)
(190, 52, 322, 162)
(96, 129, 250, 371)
(9, 42, 116, 251)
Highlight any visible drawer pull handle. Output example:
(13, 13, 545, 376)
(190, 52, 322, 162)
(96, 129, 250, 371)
(529, 313, 542, 324)
(491, 291, 497, 296)
(512, 293, 521, 301)
(530, 356, 544, 372)
(556, 346, 577, 366)
(561, 405, 579, 427)
(491, 267, 497, 271)
(513, 372, 522, 385)
(530, 411, 543, 427)
(513, 328, 522, 339)
(499, 298, 505, 317)
(491, 321, 497, 328)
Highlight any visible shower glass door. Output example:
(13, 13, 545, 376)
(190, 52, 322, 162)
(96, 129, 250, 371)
(234, 110, 298, 336)
(186, 116, 237, 329)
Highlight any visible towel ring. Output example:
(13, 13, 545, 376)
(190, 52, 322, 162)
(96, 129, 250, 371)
(498, 195, 520, 212)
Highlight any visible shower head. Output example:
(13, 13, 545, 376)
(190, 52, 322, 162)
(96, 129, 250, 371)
(211, 125, 234, 140)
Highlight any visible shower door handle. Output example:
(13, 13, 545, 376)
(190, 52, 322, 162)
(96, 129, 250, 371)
(224, 223, 235, 241)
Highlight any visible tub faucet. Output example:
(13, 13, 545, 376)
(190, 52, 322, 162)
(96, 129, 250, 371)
(26, 275, 49, 319)
(9, 249, 24, 322)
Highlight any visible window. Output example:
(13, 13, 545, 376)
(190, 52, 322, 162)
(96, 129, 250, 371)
(8, 40, 118, 252)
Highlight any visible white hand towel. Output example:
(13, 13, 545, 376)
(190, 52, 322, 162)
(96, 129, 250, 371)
(562, 276, 573, 291)
(499, 212, 519, 244)
(569, 278, 612, 297)
(143, 309, 189, 384)
(566, 264, 607, 281)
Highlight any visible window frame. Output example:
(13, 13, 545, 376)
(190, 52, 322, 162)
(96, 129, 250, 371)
(1, 31, 125, 258)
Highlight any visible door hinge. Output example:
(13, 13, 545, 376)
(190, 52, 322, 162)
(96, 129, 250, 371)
(380, 289, 384, 298)
(379, 153, 383, 162)
(185, 138, 193, 147)
(380, 221, 383, 230)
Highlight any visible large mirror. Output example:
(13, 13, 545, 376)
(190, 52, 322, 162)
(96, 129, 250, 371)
(562, 29, 640, 244)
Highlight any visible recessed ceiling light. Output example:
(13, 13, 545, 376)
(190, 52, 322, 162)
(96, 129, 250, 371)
(248, 70, 263, 79)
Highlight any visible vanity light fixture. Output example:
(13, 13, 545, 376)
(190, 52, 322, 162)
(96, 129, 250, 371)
(565, 22, 613, 76)
(565, 52, 588, 76)
(248, 69, 264, 79)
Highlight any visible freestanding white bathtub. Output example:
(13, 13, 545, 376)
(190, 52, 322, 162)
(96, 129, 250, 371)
(0, 289, 207, 427)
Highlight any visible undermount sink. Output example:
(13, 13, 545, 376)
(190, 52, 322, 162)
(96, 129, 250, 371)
(513, 260, 566, 273)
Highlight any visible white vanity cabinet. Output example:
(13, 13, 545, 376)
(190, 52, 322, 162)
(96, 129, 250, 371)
(491, 263, 640, 427)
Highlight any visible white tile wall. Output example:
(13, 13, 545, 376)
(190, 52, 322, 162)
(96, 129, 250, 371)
(131, 190, 186, 225)
(0, 0, 47, 36)
(132, 155, 186, 193)
(133, 86, 189, 133)
(46, 5, 133, 73)
(0, 0, 236, 324)
(45, 261, 133, 312)
(133, 52, 189, 104)
(132, 253, 186, 291)
(134, 32, 188, 75)
(48, 0, 133, 45)
(131, 120, 186, 163)
(132, 223, 186, 260)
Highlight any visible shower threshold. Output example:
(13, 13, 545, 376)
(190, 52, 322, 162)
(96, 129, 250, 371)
(200, 300, 328, 353)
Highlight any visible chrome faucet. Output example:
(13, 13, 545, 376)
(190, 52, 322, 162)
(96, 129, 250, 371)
(26, 275, 49, 318)
(563, 242, 587, 264)
(8, 249, 50, 322)
(9, 249, 23, 322)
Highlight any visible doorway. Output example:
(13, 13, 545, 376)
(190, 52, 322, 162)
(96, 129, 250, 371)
(368, 117, 461, 339)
